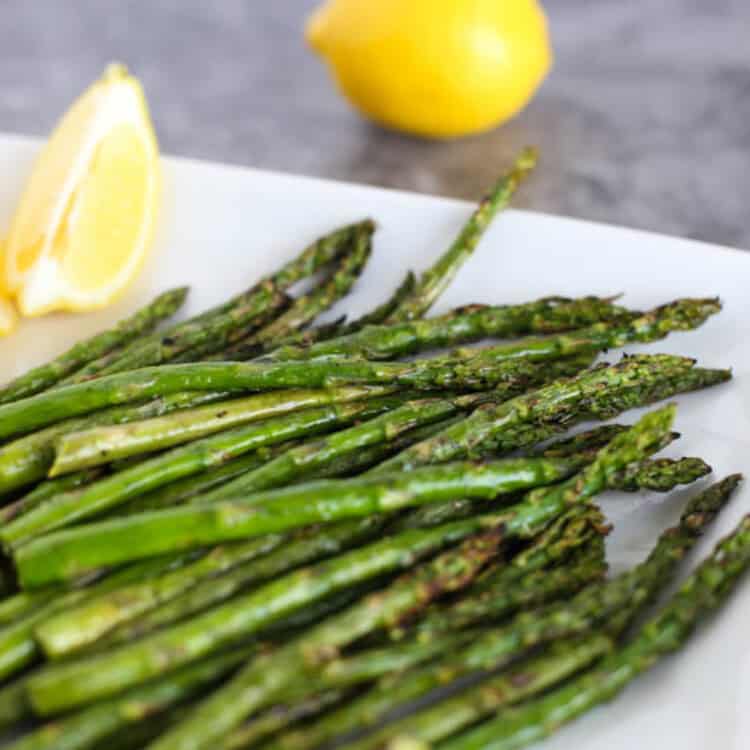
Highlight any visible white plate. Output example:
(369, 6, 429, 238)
(1, 133, 749, 749)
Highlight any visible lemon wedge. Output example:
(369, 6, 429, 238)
(4, 64, 161, 315)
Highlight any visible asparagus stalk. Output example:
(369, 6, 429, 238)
(48, 417, 469, 656)
(25, 513, 508, 714)
(5, 648, 253, 750)
(138, 408, 673, 750)
(50, 385, 398, 474)
(216, 222, 373, 360)
(148, 529, 507, 750)
(34, 533, 286, 658)
(0, 287, 189, 404)
(0, 390, 227, 496)
(319, 473, 738, 745)
(116, 414, 463, 518)
(274, 450, 738, 750)
(97, 284, 292, 373)
(225, 272, 417, 361)
(0, 468, 105, 525)
(266, 295, 630, 362)
(0, 552, 190, 683)
(95, 517, 391, 650)
(3, 394, 408, 548)
(372, 354, 723, 473)
(613, 456, 711, 492)
(15, 452, 605, 585)
(191, 393, 505, 504)
(0, 345, 595, 443)
(13, 295, 713, 449)
(412, 541, 607, 638)
(386, 148, 538, 323)
(90, 221, 368, 376)
(441, 481, 749, 750)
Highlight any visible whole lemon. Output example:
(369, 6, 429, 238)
(306, 0, 552, 139)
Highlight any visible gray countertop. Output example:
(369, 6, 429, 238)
(1, 0, 748, 248)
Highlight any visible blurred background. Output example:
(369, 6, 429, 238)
(1, 0, 747, 247)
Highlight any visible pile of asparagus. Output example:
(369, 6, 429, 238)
(0, 148, 743, 750)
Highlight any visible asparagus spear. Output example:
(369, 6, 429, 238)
(0, 551, 191, 683)
(0, 292, 715, 442)
(0, 390, 227, 496)
(50, 385, 398, 474)
(0, 287, 189, 404)
(2, 394, 408, 548)
(34, 533, 286, 658)
(386, 148, 538, 323)
(441, 482, 749, 750)
(0, 346, 594, 443)
(613, 456, 711, 492)
(136, 408, 673, 750)
(223, 272, 417, 361)
(96, 284, 292, 374)
(189, 393, 510, 504)
(116, 414, 463, 518)
(372, 354, 720, 473)
(412, 541, 607, 637)
(38, 416, 471, 657)
(310, 477, 738, 737)
(90, 221, 369, 376)
(341, 637, 614, 750)
(215, 222, 373, 360)
(148, 529, 507, 750)
(5, 648, 253, 750)
(384, 448, 698, 554)
(25, 512, 511, 714)
(265, 296, 630, 362)
(0, 468, 105, 525)
(15, 451, 610, 585)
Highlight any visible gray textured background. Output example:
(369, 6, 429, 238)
(0, 0, 748, 247)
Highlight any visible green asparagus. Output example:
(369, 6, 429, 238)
(0, 346, 595, 442)
(0, 390, 227, 496)
(140, 407, 674, 750)
(3, 394, 408, 548)
(373, 354, 721, 472)
(266, 296, 630, 362)
(441, 484, 749, 750)
(25, 515, 507, 714)
(217, 221, 373, 359)
(0, 287, 188, 403)
(387, 148, 537, 322)
(15, 452, 606, 585)
(50, 385, 397, 474)
(93, 221, 369, 375)
(269, 436, 730, 749)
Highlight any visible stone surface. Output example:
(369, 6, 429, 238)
(0, 0, 747, 247)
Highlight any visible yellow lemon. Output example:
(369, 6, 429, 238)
(307, 0, 552, 139)
(4, 64, 161, 316)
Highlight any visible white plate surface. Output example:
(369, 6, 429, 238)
(0, 133, 749, 749)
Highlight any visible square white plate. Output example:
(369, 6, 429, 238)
(0, 133, 749, 749)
